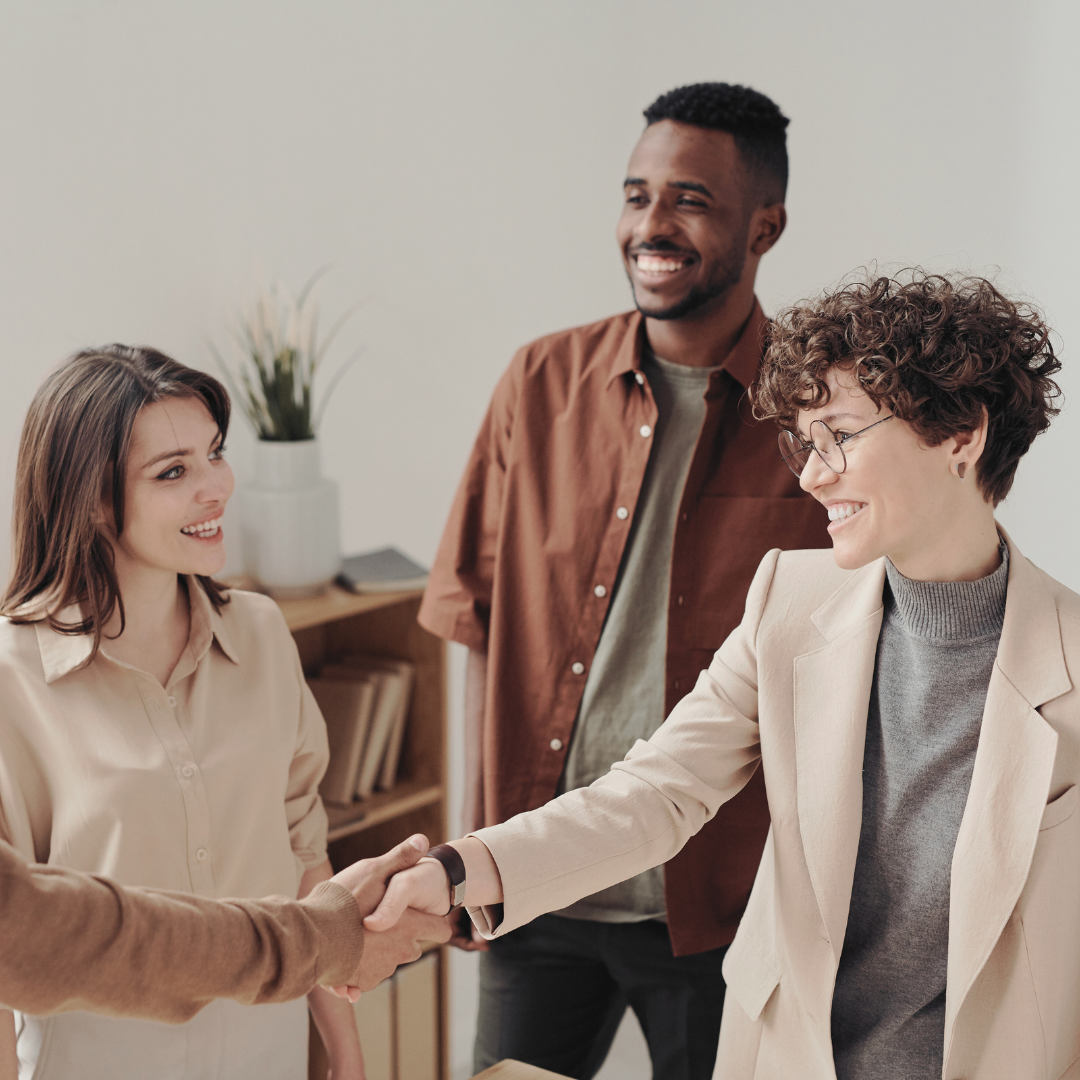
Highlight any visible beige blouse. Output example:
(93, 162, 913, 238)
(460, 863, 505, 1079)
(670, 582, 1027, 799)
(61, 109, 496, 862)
(0, 579, 329, 896)
(0, 580, 331, 1079)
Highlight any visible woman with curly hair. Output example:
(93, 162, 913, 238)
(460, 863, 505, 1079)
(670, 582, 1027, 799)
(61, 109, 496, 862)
(367, 271, 1078, 1080)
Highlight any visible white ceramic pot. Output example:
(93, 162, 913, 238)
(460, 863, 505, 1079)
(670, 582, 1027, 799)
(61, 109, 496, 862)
(238, 439, 341, 598)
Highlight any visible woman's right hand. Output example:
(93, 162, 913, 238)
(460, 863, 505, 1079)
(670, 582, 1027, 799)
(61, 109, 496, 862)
(328, 860, 454, 1003)
(362, 859, 451, 931)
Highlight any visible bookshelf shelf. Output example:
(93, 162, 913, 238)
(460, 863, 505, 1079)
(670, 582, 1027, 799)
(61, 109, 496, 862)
(266, 585, 448, 1080)
(277, 584, 425, 634)
(326, 780, 444, 842)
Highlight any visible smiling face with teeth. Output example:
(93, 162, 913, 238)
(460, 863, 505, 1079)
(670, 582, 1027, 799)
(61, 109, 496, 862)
(102, 396, 235, 586)
(797, 368, 999, 582)
(617, 120, 786, 336)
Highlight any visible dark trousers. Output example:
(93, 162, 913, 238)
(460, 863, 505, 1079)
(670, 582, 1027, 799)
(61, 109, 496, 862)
(474, 914, 728, 1080)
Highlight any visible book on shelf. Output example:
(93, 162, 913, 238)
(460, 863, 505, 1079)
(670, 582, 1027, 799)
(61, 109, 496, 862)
(352, 974, 392, 1080)
(395, 953, 438, 1078)
(319, 655, 415, 799)
(308, 676, 377, 806)
(336, 547, 429, 593)
(351, 953, 438, 1080)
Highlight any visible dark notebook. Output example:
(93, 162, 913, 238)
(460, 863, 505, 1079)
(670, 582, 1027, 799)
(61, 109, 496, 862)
(336, 547, 429, 593)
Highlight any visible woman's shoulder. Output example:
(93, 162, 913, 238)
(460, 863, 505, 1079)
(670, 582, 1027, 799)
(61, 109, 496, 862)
(771, 547, 858, 599)
(753, 547, 880, 641)
(212, 587, 295, 659)
(775, 547, 846, 570)
(219, 585, 286, 619)
(1030, 563, 1080, 629)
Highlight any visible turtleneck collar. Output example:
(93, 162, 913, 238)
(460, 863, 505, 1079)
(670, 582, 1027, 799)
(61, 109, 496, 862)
(884, 541, 1009, 644)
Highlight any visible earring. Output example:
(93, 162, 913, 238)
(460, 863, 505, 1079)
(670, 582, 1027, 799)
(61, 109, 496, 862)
(957, 462, 966, 481)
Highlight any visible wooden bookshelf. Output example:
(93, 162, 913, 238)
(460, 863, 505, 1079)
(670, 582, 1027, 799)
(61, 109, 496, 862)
(325, 779, 444, 842)
(270, 584, 449, 1080)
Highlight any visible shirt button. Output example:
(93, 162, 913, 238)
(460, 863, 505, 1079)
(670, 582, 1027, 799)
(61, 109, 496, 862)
(196, 848, 208, 862)
(181, 765, 195, 778)
(677, 595, 684, 605)
(635, 372, 645, 385)
(681, 511, 689, 523)
(550, 739, 563, 751)
(674, 679, 681, 691)
(594, 585, 607, 598)
(639, 425, 652, 438)
(167, 696, 177, 707)
(571, 662, 585, 675)
(616, 506, 629, 520)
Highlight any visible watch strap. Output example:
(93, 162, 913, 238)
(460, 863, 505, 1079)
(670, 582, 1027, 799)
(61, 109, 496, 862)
(426, 843, 467, 909)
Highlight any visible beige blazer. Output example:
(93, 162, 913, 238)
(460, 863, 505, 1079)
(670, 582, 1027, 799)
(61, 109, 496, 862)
(471, 531, 1080, 1080)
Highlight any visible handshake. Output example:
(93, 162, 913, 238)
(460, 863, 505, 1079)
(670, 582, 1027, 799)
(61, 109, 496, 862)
(327, 833, 490, 998)
(0, 828, 498, 1027)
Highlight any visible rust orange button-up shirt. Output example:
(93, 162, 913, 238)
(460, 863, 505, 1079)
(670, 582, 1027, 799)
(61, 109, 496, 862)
(419, 302, 831, 955)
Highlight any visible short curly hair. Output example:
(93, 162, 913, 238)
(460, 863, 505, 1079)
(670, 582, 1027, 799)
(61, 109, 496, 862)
(644, 82, 789, 205)
(752, 271, 1062, 506)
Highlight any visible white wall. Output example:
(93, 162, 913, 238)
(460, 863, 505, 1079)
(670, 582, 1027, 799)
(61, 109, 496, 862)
(2, 1, 1078, 585)
(2, 4, 1077, 1078)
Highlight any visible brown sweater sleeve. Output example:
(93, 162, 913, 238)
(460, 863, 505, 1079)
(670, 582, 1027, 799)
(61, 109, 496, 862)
(0, 840, 364, 1023)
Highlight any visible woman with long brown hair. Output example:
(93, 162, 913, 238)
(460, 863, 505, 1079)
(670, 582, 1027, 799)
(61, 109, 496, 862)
(0, 346, 362, 1079)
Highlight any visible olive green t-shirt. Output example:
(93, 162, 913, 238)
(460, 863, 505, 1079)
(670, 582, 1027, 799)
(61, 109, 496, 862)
(556, 349, 714, 922)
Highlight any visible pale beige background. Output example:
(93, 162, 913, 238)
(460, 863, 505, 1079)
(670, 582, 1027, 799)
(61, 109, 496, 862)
(1, 3, 1077, 1078)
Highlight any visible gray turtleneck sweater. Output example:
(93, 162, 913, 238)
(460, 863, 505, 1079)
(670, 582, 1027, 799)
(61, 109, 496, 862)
(831, 546, 1009, 1080)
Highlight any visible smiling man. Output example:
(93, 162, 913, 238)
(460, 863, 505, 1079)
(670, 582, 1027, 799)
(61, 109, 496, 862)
(419, 83, 830, 1080)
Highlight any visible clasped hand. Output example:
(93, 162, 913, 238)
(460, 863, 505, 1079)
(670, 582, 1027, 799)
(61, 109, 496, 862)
(328, 835, 503, 999)
(325, 835, 452, 1001)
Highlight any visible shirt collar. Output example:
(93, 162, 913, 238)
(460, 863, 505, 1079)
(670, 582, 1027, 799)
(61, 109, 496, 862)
(34, 577, 239, 685)
(606, 298, 768, 391)
(188, 576, 241, 667)
(34, 607, 94, 684)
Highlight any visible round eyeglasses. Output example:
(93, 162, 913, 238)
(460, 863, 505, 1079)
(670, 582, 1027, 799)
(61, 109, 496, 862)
(778, 416, 894, 477)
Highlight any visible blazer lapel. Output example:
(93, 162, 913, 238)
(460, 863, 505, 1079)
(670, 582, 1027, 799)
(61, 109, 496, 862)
(943, 531, 1071, 1062)
(795, 559, 887, 962)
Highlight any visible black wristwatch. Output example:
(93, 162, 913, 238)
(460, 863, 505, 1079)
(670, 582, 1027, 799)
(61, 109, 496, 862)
(426, 844, 467, 911)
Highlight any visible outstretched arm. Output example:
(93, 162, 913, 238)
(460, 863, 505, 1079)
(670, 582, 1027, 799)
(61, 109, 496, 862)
(0, 834, 448, 1023)
(359, 550, 780, 956)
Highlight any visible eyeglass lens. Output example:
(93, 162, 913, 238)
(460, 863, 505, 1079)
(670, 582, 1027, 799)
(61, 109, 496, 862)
(777, 421, 846, 477)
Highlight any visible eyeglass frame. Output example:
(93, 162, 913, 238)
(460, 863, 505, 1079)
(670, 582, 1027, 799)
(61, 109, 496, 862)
(778, 415, 894, 477)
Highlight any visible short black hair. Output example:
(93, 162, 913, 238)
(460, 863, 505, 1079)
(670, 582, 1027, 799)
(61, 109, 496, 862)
(643, 82, 789, 205)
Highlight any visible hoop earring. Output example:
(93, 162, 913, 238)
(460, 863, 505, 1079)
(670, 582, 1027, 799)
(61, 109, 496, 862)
(957, 462, 967, 481)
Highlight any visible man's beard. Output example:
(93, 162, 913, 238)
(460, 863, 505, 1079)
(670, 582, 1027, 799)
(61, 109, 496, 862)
(628, 230, 749, 321)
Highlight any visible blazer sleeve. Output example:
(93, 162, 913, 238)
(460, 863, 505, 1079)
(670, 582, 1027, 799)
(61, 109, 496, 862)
(0, 839, 364, 1021)
(468, 548, 780, 936)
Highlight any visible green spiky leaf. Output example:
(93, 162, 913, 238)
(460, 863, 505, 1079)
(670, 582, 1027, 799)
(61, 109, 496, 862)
(208, 276, 363, 441)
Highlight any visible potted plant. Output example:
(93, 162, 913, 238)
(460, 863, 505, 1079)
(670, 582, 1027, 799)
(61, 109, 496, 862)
(210, 272, 361, 597)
